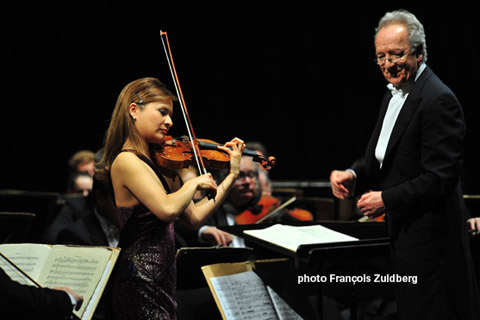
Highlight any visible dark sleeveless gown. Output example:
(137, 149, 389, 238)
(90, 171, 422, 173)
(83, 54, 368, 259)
(108, 150, 177, 320)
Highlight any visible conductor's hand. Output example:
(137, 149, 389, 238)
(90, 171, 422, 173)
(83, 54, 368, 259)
(330, 170, 355, 199)
(468, 217, 480, 232)
(357, 191, 385, 219)
(54, 286, 84, 311)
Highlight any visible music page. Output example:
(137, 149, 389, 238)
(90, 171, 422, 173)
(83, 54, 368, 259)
(244, 224, 358, 252)
(209, 270, 303, 320)
(210, 271, 276, 319)
(0, 243, 51, 285)
(37, 246, 112, 318)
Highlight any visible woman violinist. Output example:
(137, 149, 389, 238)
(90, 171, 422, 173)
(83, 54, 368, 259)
(97, 77, 244, 320)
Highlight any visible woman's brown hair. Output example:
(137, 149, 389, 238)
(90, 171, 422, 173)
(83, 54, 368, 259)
(96, 77, 176, 184)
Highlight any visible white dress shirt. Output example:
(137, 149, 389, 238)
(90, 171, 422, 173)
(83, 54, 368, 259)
(375, 63, 426, 168)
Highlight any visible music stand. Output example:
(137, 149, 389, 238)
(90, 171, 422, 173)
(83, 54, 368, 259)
(0, 212, 36, 243)
(176, 246, 254, 290)
(0, 190, 60, 242)
(220, 221, 392, 320)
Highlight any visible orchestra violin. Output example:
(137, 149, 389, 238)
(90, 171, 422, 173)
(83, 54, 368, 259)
(234, 194, 313, 225)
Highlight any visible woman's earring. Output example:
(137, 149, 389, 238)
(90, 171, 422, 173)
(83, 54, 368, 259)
(132, 116, 136, 122)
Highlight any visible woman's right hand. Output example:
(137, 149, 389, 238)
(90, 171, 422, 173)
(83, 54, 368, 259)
(193, 173, 218, 193)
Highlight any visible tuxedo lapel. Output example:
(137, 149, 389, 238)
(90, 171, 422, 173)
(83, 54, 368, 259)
(383, 97, 421, 160)
(383, 66, 433, 164)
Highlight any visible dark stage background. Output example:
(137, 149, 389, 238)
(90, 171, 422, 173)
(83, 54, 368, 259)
(2, 3, 479, 195)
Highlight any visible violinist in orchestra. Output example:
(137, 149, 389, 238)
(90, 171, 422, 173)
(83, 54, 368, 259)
(245, 141, 273, 196)
(330, 10, 479, 320)
(0, 267, 83, 320)
(96, 77, 245, 320)
(177, 155, 312, 248)
(204, 156, 262, 247)
(175, 156, 260, 248)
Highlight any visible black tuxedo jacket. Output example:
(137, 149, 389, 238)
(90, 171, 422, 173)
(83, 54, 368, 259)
(0, 268, 73, 319)
(353, 66, 480, 320)
(43, 195, 93, 243)
(56, 212, 110, 246)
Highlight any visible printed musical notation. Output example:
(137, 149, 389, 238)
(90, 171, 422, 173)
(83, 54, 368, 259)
(43, 255, 103, 294)
(0, 243, 119, 320)
(39, 247, 111, 302)
(209, 271, 302, 320)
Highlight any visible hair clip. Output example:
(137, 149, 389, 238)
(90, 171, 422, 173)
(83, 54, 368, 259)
(136, 93, 144, 105)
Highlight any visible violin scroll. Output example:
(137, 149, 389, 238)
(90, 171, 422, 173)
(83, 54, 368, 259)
(254, 155, 276, 171)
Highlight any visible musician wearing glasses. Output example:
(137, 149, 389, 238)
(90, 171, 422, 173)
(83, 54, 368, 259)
(330, 10, 479, 320)
(177, 156, 262, 248)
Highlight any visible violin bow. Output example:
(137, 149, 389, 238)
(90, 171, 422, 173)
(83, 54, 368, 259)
(160, 31, 215, 201)
(255, 196, 297, 224)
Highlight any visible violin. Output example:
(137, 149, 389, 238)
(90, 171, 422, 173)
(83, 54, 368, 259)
(153, 136, 276, 171)
(234, 194, 313, 225)
(158, 31, 276, 201)
(158, 31, 276, 200)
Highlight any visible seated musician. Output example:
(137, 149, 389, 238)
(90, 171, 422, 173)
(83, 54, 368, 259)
(175, 156, 312, 248)
(0, 267, 83, 320)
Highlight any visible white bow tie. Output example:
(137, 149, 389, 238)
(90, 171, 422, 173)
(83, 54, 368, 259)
(387, 83, 411, 97)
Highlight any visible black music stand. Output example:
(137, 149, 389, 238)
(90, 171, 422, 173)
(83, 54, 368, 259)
(0, 212, 36, 243)
(176, 246, 255, 290)
(0, 190, 60, 242)
(221, 221, 392, 320)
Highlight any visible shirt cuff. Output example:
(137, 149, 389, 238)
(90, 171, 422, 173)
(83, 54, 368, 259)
(66, 292, 77, 310)
(346, 168, 357, 179)
(345, 169, 357, 198)
(197, 225, 210, 243)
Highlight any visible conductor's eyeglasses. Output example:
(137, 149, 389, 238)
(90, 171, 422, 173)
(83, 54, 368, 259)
(375, 48, 412, 65)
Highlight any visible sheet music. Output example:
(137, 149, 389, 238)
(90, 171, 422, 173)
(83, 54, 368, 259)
(244, 224, 358, 252)
(267, 286, 303, 320)
(37, 246, 112, 317)
(210, 271, 278, 320)
(0, 243, 51, 284)
(82, 260, 113, 320)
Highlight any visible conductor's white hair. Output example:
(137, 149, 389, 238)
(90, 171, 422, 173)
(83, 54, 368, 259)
(375, 9, 428, 63)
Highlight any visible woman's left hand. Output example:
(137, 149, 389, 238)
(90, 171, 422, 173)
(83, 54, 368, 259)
(217, 138, 245, 177)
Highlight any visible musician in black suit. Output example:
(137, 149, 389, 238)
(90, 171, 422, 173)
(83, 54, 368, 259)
(330, 9, 480, 320)
(55, 210, 116, 247)
(43, 194, 93, 244)
(0, 267, 82, 320)
(55, 175, 119, 247)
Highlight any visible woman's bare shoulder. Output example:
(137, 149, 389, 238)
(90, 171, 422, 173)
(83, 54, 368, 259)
(111, 151, 144, 175)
